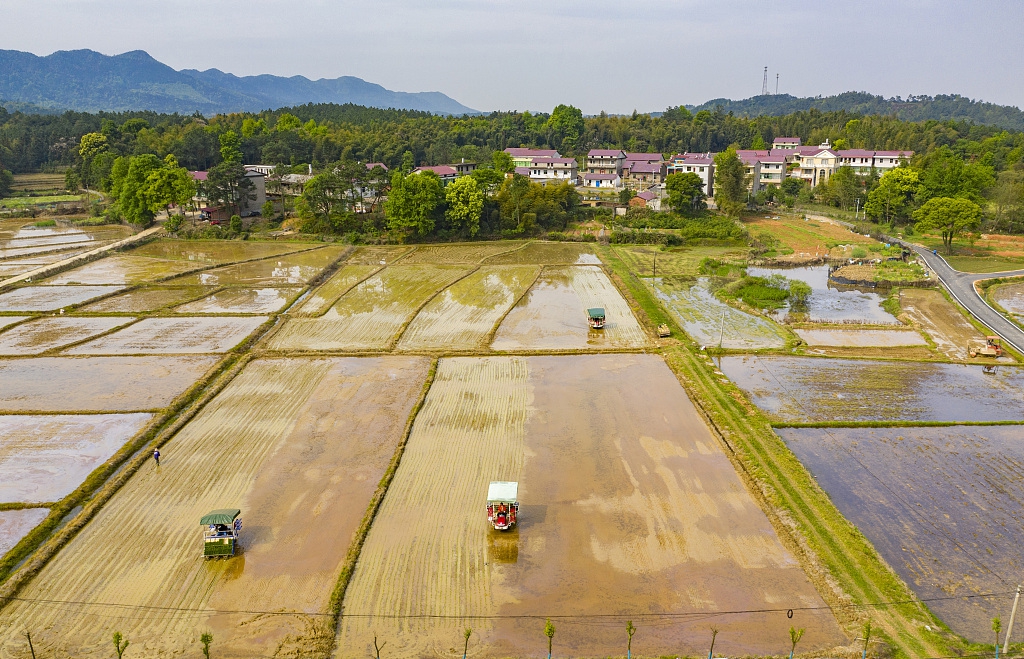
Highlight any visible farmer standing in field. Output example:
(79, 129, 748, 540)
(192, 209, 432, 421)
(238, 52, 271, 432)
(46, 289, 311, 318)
(153, 448, 160, 466)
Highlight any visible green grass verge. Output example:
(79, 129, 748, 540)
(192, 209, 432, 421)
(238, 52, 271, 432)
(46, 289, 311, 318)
(599, 244, 958, 659)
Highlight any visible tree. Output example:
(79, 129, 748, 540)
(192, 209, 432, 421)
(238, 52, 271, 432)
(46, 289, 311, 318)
(913, 196, 982, 254)
(401, 150, 416, 174)
(619, 188, 636, 204)
(707, 627, 718, 659)
(714, 146, 748, 216)
(548, 104, 584, 150)
(818, 166, 863, 211)
(626, 620, 636, 659)
(994, 617, 1002, 659)
(200, 632, 212, 659)
(498, 173, 533, 232)
(206, 161, 255, 217)
(109, 154, 162, 226)
(918, 146, 995, 204)
(861, 620, 872, 659)
(112, 631, 129, 659)
(143, 155, 196, 220)
(298, 170, 347, 232)
(751, 134, 766, 150)
(492, 150, 514, 174)
(788, 626, 805, 659)
(77, 132, 108, 189)
(665, 171, 707, 215)
(865, 167, 920, 224)
(385, 170, 444, 239)
(462, 627, 472, 659)
(445, 175, 484, 236)
(0, 167, 13, 199)
(544, 618, 555, 659)
(789, 280, 812, 308)
(219, 130, 243, 165)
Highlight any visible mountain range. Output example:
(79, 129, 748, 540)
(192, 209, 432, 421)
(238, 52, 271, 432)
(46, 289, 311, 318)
(0, 49, 477, 116)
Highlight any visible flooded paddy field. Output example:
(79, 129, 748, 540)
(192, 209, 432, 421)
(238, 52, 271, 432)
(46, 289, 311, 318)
(400, 242, 524, 264)
(747, 265, 900, 324)
(339, 245, 411, 265)
(340, 354, 842, 658)
(268, 265, 469, 351)
(0, 356, 218, 412)
(483, 241, 600, 265)
(0, 285, 124, 312)
(0, 356, 429, 659)
(66, 316, 267, 354)
(397, 265, 539, 351)
(45, 255, 202, 285)
(0, 317, 133, 354)
(780, 425, 1024, 640)
(80, 286, 212, 313)
(0, 509, 49, 556)
(0, 413, 153, 502)
(653, 277, 789, 349)
(613, 245, 748, 278)
(169, 246, 348, 286)
(990, 281, 1024, 319)
(127, 239, 306, 263)
(491, 265, 647, 350)
(0, 318, 27, 332)
(794, 328, 927, 347)
(293, 264, 378, 316)
(900, 288, 989, 361)
(720, 355, 1024, 422)
(174, 287, 301, 314)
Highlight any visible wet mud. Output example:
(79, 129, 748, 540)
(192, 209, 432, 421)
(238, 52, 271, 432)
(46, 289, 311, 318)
(795, 328, 927, 347)
(170, 247, 347, 286)
(0, 285, 125, 312)
(0, 317, 134, 355)
(483, 242, 600, 265)
(174, 287, 301, 314)
(81, 286, 212, 313)
(66, 317, 268, 354)
(45, 256, 202, 285)
(0, 509, 49, 556)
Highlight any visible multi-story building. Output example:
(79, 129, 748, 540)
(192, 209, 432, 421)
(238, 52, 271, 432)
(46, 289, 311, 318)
(772, 136, 802, 150)
(795, 146, 841, 187)
(836, 149, 914, 176)
(756, 154, 787, 188)
(528, 157, 578, 184)
(666, 154, 714, 197)
(412, 165, 458, 185)
(623, 161, 666, 189)
(871, 150, 914, 172)
(586, 149, 626, 175)
(452, 159, 477, 176)
(504, 148, 560, 169)
(739, 154, 763, 193)
(582, 172, 621, 189)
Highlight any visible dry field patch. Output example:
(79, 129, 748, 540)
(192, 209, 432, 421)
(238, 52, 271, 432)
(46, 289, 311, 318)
(491, 265, 647, 350)
(483, 241, 600, 265)
(0, 356, 218, 412)
(293, 265, 379, 317)
(900, 288, 987, 360)
(396, 265, 539, 351)
(745, 214, 874, 259)
(174, 287, 301, 314)
(81, 286, 212, 313)
(0, 356, 429, 659)
(340, 354, 842, 658)
(268, 265, 469, 351)
(170, 246, 347, 287)
(0, 286, 124, 312)
(0, 509, 49, 556)
(400, 242, 523, 264)
(0, 413, 154, 502)
(45, 256, 201, 285)
(66, 317, 267, 354)
(0, 317, 134, 354)
(794, 328, 928, 347)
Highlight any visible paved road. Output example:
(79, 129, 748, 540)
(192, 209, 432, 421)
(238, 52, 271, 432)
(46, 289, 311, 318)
(909, 244, 1024, 355)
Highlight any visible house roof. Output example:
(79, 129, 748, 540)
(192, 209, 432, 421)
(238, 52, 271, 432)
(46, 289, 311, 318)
(838, 149, 876, 158)
(244, 170, 265, 178)
(636, 191, 657, 200)
(514, 166, 531, 176)
(799, 148, 840, 158)
(414, 165, 458, 176)
(624, 152, 663, 162)
(365, 162, 388, 170)
(757, 155, 787, 164)
(587, 149, 625, 157)
(505, 148, 559, 157)
(190, 171, 208, 181)
(874, 150, 914, 157)
(773, 136, 801, 143)
(531, 157, 577, 165)
(671, 156, 713, 165)
(737, 150, 770, 158)
(627, 162, 663, 173)
(739, 155, 762, 165)
(584, 172, 619, 180)
(281, 173, 313, 184)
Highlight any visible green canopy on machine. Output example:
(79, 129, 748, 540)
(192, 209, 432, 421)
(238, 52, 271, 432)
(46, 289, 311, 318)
(200, 509, 240, 525)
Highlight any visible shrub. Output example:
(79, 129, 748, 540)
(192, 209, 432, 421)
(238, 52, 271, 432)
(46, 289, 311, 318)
(720, 274, 797, 310)
(229, 215, 243, 233)
(546, 231, 597, 242)
(851, 247, 868, 258)
(163, 215, 184, 232)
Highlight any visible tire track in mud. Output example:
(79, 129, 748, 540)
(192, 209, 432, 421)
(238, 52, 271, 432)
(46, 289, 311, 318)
(337, 357, 530, 658)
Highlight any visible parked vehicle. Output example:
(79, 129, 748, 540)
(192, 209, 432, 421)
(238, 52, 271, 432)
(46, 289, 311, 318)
(969, 336, 1003, 358)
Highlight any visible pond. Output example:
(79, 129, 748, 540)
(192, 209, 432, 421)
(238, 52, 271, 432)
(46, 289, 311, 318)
(747, 265, 899, 325)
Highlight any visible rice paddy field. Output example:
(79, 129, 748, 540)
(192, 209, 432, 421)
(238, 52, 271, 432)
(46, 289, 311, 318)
(491, 265, 647, 350)
(900, 288, 989, 360)
(174, 287, 301, 314)
(990, 280, 1024, 320)
(339, 355, 842, 657)
(0, 356, 429, 659)
(780, 425, 1024, 641)
(794, 328, 928, 347)
(483, 241, 601, 265)
(169, 246, 348, 287)
(293, 264, 380, 317)
(0, 510, 49, 556)
(65, 316, 267, 354)
(45, 255, 203, 285)
(81, 286, 212, 313)
(747, 265, 900, 325)
(0, 285, 124, 311)
(0, 317, 133, 354)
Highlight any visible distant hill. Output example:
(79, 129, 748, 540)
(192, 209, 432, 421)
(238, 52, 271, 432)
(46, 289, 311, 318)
(0, 49, 477, 116)
(687, 92, 1024, 132)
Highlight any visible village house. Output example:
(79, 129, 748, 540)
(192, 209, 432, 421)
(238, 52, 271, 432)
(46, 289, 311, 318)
(582, 172, 621, 189)
(631, 190, 661, 211)
(756, 154, 787, 188)
(412, 165, 458, 185)
(586, 149, 626, 175)
(739, 154, 763, 193)
(666, 153, 714, 197)
(451, 159, 477, 176)
(504, 147, 561, 169)
(794, 143, 841, 187)
(623, 160, 666, 189)
(772, 136, 802, 150)
(528, 157, 578, 185)
(190, 169, 267, 219)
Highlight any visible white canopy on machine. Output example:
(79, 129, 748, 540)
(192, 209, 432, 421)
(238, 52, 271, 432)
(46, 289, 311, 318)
(487, 481, 518, 502)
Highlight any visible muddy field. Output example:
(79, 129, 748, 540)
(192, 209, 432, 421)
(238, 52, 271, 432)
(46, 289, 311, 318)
(268, 265, 469, 351)
(0, 413, 153, 502)
(720, 355, 1024, 422)
(66, 317, 267, 354)
(491, 266, 647, 350)
(397, 265, 539, 351)
(339, 245, 412, 265)
(781, 425, 1024, 640)
(128, 240, 305, 263)
(400, 242, 524, 264)
(294, 265, 379, 316)
(0, 509, 49, 556)
(483, 241, 600, 265)
(0, 285, 124, 312)
(46, 256, 202, 285)
(81, 286, 212, 313)
(174, 287, 301, 314)
(653, 277, 789, 349)
(0, 317, 133, 354)
(0, 356, 218, 412)
(747, 265, 900, 324)
(899, 288, 989, 360)
(794, 328, 927, 347)
(170, 246, 347, 286)
(339, 354, 842, 658)
(0, 356, 429, 659)
(991, 281, 1024, 318)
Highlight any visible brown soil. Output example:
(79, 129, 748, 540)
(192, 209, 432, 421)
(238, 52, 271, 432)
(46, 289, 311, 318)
(338, 355, 843, 658)
(65, 317, 267, 354)
(0, 286, 125, 312)
(899, 288, 987, 360)
(0, 317, 133, 355)
(0, 356, 429, 659)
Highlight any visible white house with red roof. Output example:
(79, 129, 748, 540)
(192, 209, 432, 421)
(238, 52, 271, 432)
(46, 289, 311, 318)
(756, 154, 787, 188)
(412, 165, 458, 185)
(504, 148, 561, 169)
(528, 157, 578, 185)
(622, 160, 666, 189)
(666, 154, 714, 197)
(871, 150, 914, 171)
(582, 172, 621, 189)
(772, 136, 802, 149)
(586, 149, 626, 175)
(795, 144, 842, 186)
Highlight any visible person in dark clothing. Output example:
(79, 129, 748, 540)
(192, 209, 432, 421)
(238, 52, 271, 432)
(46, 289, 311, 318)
(153, 449, 161, 466)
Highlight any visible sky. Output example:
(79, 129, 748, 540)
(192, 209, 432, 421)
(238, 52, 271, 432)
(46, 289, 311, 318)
(2, 0, 1022, 114)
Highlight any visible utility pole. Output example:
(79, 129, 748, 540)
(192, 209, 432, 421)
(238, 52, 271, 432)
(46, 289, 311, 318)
(761, 67, 769, 96)
(776, 73, 779, 95)
(24, 632, 36, 659)
(1005, 585, 1021, 655)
